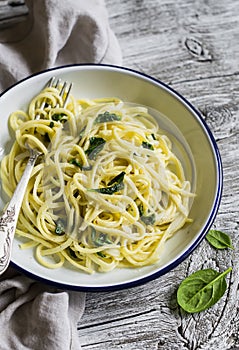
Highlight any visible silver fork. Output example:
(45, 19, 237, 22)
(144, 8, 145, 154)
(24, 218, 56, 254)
(0, 77, 72, 275)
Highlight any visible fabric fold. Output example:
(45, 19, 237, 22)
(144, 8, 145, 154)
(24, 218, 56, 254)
(0, 267, 86, 350)
(0, 0, 122, 93)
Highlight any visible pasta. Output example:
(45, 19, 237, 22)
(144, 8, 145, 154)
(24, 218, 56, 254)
(0, 84, 194, 274)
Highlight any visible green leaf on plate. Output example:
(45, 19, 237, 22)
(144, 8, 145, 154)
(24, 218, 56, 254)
(142, 141, 154, 150)
(107, 171, 125, 186)
(89, 171, 125, 195)
(95, 111, 121, 124)
(85, 137, 106, 160)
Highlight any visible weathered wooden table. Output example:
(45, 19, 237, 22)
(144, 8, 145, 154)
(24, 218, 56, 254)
(1, 1, 238, 349)
(79, 1, 239, 349)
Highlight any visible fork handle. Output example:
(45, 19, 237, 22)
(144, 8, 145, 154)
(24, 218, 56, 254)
(0, 149, 39, 275)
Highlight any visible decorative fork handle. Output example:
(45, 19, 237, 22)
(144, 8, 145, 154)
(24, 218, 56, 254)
(0, 148, 40, 275)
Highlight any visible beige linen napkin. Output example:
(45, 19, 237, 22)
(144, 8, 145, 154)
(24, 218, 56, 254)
(0, 0, 122, 349)
(0, 268, 85, 350)
(0, 0, 122, 92)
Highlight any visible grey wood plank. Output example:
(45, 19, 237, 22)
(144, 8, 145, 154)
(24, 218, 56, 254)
(79, 0, 239, 349)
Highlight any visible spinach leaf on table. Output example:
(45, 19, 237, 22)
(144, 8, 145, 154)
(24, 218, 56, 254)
(206, 229, 234, 250)
(177, 267, 232, 313)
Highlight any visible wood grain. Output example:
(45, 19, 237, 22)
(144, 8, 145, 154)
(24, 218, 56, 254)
(79, 0, 239, 349)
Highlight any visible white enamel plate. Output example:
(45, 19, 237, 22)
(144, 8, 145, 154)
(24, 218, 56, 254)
(0, 64, 222, 291)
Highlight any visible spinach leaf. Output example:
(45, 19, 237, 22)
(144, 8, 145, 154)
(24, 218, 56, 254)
(93, 181, 124, 195)
(82, 165, 93, 171)
(95, 111, 121, 123)
(177, 267, 232, 313)
(69, 158, 92, 171)
(68, 247, 78, 259)
(137, 202, 155, 225)
(90, 171, 125, 195)
(141, 213, 156, 225)
(69, 158, 83, 168)
(85, 137, 106, 160)
(142, 141, 154, 150)
(91, 227, 113, 246)
(206, 229, 234, 250)
(137, 203, 144, 217)
(108, 171, 126, 186)
(52, 113, 67, 123)
(97, 251, 106, 258)
(151, 133, 156, 140)
(55, 219, 65, 236)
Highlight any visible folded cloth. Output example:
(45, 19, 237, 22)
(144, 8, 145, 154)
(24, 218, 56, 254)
(0, 268, 85, 350)
(0, 0, 122, 349)
(0, 0, 122, 93)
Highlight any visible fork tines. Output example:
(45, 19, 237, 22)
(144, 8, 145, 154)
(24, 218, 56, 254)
(47, 77, 72, 108)
(36, 77, 72, 120)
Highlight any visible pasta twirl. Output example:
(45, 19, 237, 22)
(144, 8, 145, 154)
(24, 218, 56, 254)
(0, 85, 194, 274)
